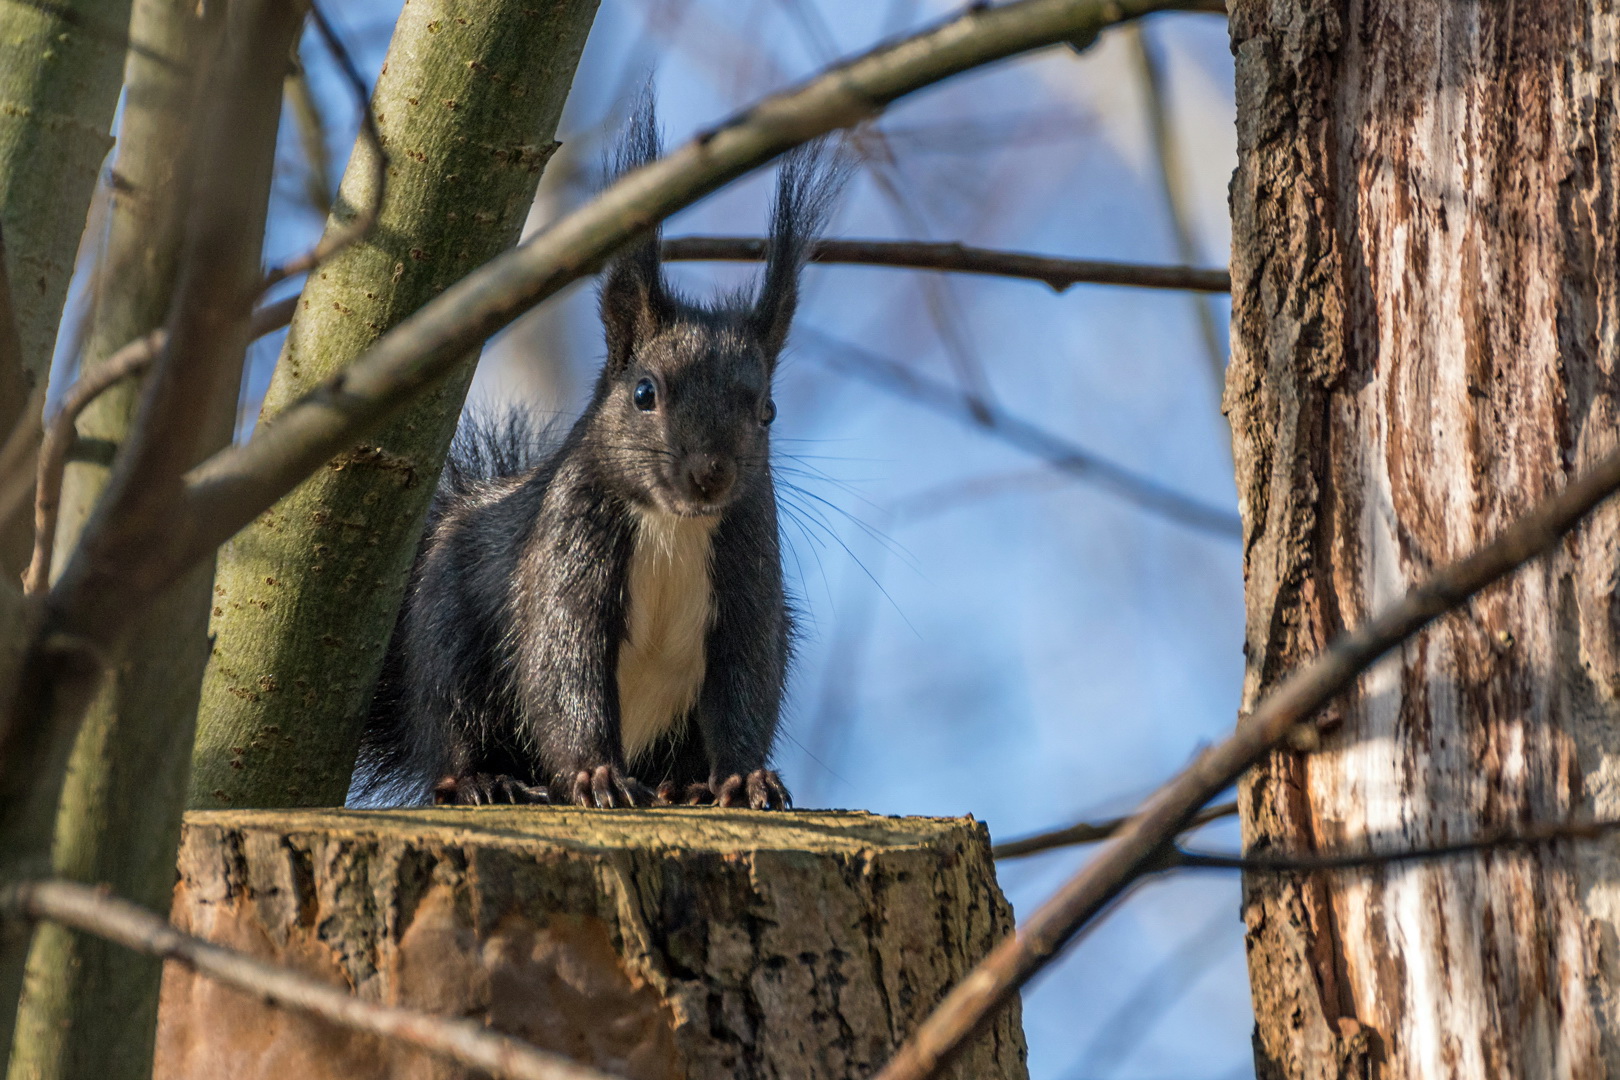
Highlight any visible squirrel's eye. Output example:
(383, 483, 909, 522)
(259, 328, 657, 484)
(633, 378, 657, 411)
(761, 399, 776, 426)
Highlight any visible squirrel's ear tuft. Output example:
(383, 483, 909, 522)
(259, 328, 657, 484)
(752, 137, 850, 364)
(601, 242, 670, 373)
(600, 87, 672, 374)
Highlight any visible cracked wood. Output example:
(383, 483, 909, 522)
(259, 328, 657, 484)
(154, 808, 1027, 1080)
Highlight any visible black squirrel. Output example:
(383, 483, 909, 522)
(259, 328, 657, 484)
(354, 102, 844, 809)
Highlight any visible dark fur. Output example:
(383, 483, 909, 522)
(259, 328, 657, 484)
(354, 102, 843, 809)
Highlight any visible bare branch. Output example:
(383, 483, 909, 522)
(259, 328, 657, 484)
(248, 294, 299, 339)
(807, 329, 1242, 538)
(259, 3, 387, 292)
(0, 297, 296, 566)
(47, 0, 306, 639)
(1124, 22, 1227, 394)
(1064, 904, 1236, 1077)
(0, 879, 624, 1080)
(872, 429, 1620, 1080)
(992, 800, 1238, 860)
(1126, 0, 1225, 11)
(1172, 816, 1620, 874)
(285, 56, 334, 219)
(660, 235, 1231, 292)
(24, 333, 162, 594)
(172, 0, 1226, 591)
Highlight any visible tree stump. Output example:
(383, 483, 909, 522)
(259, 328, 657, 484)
(153, 807, 1027, 1080)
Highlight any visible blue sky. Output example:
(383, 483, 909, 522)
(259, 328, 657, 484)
(252, 3, 1256, 1076)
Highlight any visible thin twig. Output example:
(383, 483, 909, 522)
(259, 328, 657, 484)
(764, 0, 1003, 417)
(0, 879, 623, 1080)
(259, 3, 387, 292)
(1062, 904, 1235, 1077)
(169, 0, 1229, 598)
(1173, 817, 1620, 874)
(993, 801, 1238, 860)
(247, 294, 300, 339)
(1123, 23, 1227, 393)
(660, 236, 1231, 292)
(285, 55, 335, 219)
(806, 328, 1242, 538)
(860, 140, 1000, 419)
(872, 428, 1620, 1080)
(24, 333, 163, 593)
(20, 298, 297, 594)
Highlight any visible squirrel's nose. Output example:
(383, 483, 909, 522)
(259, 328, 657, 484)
(683, 454, 735, 503)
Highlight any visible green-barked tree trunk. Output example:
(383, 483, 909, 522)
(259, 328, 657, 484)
(0, 0, 305, 1068)
(6, 4, 232, 1079)
(190, 0, 602, 811)
(0, 0, 131, 578)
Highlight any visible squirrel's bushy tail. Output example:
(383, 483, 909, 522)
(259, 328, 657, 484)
(349, 407, 560, 806)
(439, 407, 557, 496)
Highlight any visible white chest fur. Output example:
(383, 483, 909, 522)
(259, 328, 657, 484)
(617, 509, 717, 763)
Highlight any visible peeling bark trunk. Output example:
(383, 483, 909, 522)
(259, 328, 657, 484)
(153, 809, 1027, 1080)
(1229, 2, 1620, 1078)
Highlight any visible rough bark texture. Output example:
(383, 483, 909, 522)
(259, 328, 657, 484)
(1229, 2, 1620, 1077)
(153, 809, 1027, 1080)
(190, 0, 599, 810)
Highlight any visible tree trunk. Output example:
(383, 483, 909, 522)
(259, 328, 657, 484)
(0, 0, 131, 577)
(0, 0, 302, 1068)
(1229, 2, 1620, 1077)
(190, 0, 600, 810)
(7, 5, 238, 1079)
(0, 0, 128, 385)
(153, 809, 1028, 1080)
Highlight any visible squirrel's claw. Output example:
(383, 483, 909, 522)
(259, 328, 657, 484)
(654, 781, 715, 806)
(572, 764, 654, 808)
(433, 773, 549, 806)
(713, 769, 791, 810)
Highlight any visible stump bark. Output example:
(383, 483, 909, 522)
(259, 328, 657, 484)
(153, 808, 1027, 1080)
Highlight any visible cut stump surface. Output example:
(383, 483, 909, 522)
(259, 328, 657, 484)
(154, 807, 1027, 1080)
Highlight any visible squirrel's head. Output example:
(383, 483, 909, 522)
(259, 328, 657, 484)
(589, 98, 844, 519)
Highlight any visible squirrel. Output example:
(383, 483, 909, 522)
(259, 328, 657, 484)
(353, 101, 844, 810)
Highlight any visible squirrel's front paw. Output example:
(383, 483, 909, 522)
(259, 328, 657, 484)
(433, 772, 549, 806)
(655, 781, 717, 805)
(570, 764, 654, 808)
(713, 769, 791, 810)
